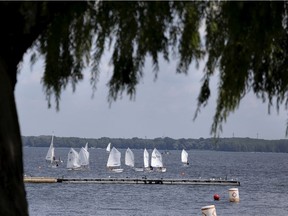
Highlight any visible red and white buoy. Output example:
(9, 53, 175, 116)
(229, 188, 240, 202)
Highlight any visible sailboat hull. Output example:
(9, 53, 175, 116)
(134, 167, 144, 172)
(152, 167, 166, 173)
(109, 168, 124, 173)
(67, 167, 82, 171)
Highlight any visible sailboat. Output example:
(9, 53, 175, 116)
(107, 147, 123, 172)
(79, 143, 89, 169)
(106, 142, 111, 153)
(124, 148, 143, 171)
(151, 148, 166, 172)
(67, 148, 81, 170)
(45, 135, 55, 163)
(45, 135, 62, 168)
(143, 148, 152, 171)
(125, 148, 134, 168)
(181, 149, 189, 165)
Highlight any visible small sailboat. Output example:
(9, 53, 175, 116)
(151, 148, 166, 172)
(125, 148, 135, 168)
(125, 148, 143, 171)
(107, 147, 123, 172)
(67, 148, 81, 170)
(181, 149, 189, 165)
(45, 135, 61, 168)
(106, 142, 111, 153)
(79, 143, 89, 169)
(45, 135, 55, 163)
(143, 148, 152, 171)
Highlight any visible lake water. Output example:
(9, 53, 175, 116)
(24, 147, 288, 215)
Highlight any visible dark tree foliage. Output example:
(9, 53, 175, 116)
(0, 2, 90, 215)
(34, 1, 288, 136)
(37, 1, 205, 107)
(202, 2, 288, 135)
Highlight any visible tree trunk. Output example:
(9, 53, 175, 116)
(0, 58, 28, 215)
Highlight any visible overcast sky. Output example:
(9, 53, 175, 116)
(15, 51, 287, 140)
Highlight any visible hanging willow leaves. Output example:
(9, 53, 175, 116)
(31, 1, 288, 136)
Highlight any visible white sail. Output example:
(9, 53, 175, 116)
(84, 142, 88, 151)
(79, 147, 89, 167)
(67, 148, 81, 169)
(45, 135, 55, 162)
(107, 147, 121, 167)
(151, 148, 166, 172)
(106, 142, 111, 152)
(143, 148, 150, 168)
(151, 148, 163, 168)
(125, 148, 135, 167)
(181, 149, 188, 164)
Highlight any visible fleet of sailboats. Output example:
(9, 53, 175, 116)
(45, 140, 188, 173)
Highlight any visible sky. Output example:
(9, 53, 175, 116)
(15, 51, 288, 140)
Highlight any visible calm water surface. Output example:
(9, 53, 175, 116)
(24, 147, 288, 215)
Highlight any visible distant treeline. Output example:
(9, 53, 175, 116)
(22, 136, 288, 153)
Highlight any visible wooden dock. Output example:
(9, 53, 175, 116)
(24, 177, 240, 186)
(24, 177, 58, 183)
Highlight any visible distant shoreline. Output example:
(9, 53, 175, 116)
(22, 136, 288, 153)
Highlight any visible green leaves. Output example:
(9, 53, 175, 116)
(39, 3, 91, 109)
(31, 1, 288, 136)
(203, 2, 288, 136)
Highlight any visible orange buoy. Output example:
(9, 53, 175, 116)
(214, 194, 220, 201)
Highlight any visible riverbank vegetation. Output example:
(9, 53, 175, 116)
(22, 136, 288, 153)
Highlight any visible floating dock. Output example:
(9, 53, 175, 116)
(24, 177, 58, 183)
(24, 177, 240, 186)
